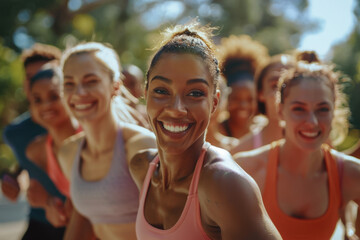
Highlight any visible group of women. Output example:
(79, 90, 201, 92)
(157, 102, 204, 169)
(21, 19, 360, 240)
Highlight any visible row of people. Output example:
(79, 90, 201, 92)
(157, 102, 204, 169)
(2, 20, 360, 240)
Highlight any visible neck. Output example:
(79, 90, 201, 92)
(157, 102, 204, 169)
(80, 112, 118, 155)
(48, 119, 77, 148)
(157, 139, 205, 190)
(279, 140, 324, 177)
(227, 118, 250, 138)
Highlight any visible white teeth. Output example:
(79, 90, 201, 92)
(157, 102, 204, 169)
(163, 123, 189, 133)
(301, 131, 318, 137)
(74, 103, 92, 110)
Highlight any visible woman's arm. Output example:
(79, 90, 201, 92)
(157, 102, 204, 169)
(64, 202, 96, 240)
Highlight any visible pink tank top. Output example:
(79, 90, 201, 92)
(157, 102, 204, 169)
(136, 147, 211, 240)
(253, 131, 263, 149)
(46, 135, 70, 198)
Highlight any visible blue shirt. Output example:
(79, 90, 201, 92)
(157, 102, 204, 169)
(3, 111, 65, 223)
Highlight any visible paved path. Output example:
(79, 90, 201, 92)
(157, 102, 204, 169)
(0, 190, 28, 240)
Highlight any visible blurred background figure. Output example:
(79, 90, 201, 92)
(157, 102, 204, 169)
(217, 35, 269, 140)
(122, 64, 145, 99)
(1, 43, 67, 240)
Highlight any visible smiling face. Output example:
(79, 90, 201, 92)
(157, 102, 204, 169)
(146, 53, 218, 154)
(29, 77, 69, 128)
(278, 78, 334, 151)
(227, 80, 257, 125)
(62, 53, 115, 123)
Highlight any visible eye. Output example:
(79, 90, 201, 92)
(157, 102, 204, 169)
(84, 78, 98, 86)
(64, 82, 75, 90)
(153, 88, 169, 95)
(33, 97, 41, 104)
(318, 107, 330, 113)
(49, 93, 60, 101)
(188, 90, 205, 97)
(293, 107, 304, 112)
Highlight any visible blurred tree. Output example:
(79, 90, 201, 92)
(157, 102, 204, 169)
(0, 0, 314, 169)
(332, 0, 360, 129)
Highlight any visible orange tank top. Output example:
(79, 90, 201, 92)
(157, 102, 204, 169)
(46, 135, 70, 198)
(262, 141, 342, 240)
(136, 147, 211, 240)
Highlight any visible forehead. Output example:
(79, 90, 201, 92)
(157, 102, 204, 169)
(31, 77, 60, 92)
(149, 53, 212, 85)
(63, 52, 107, 75)
(285, 78, 334, 104)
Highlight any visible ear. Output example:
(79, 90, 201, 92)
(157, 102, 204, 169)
(258, 90, 265, 102)
(211, 90, 220, 114)
(112, 81, 121, 96)
(277, 102, 284, 121)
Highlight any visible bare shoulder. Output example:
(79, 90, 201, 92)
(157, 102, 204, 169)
(58, 131, 85, 180)
(330, 148, 360, 174)
(199, 145, 259, 201)
(233, 144, 271, 176)
(229, 132, 255, 154)
(128, 148, 158, 191)
(121, 123, 157, 162)
(26, 134, 47, 170)
(331, 149, 360, 204)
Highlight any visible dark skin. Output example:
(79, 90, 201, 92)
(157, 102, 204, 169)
(130, 53, 281, 240)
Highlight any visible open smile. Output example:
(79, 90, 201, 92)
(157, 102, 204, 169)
(159, 121, 193, 136)
(299, 130, 321, 139)
(71, 102, 96, 111)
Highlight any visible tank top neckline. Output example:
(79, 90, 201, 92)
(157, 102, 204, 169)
(77, 128, 122, 183)
(265, 141, 339, 223)
(140, 144, 208, 233)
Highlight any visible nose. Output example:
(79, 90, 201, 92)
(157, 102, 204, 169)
(307, 111, 318, 126)
(166, 95, 187, 117)
(75, 84, 87, 95)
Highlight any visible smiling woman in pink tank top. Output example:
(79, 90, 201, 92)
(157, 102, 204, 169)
(129, 20, 281, 240)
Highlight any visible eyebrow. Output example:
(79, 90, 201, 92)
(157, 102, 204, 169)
(64, 73, 97, 80)
(290, 101, 331, 106)
(151, 75, 209, 86)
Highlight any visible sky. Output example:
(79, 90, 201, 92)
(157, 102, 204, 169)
(298, 0, 356, 59)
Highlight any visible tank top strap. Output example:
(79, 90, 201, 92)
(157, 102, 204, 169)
(139, 156, 160, 199)
(322, 144, 342, 207)
(45, 134, 55, 174)
(188, 144, 209, 195)
(264, 141, 281, 197)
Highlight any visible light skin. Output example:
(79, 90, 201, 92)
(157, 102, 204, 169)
(234, 78, 360, 237)
(230, 65, 285, 154)
(61, 52, 156, 240)
(130, 53, 281, 240)
(25, 76, 77, 227)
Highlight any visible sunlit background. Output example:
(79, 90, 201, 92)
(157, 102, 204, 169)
(1, 0, 360, 170)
